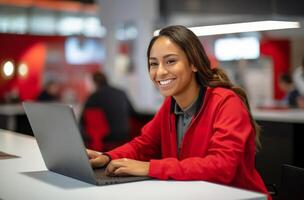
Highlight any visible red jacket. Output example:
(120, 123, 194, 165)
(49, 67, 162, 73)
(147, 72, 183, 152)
(107, 87, 271, 199)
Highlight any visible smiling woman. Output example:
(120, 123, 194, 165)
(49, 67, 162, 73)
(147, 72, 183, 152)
(86, 25, 272, 200)
(148, 36, 199, 109)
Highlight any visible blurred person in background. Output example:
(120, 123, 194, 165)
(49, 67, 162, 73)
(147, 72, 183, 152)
(293, 56, 304, 96)
(86, 26, 271, 199)
(292, 57, 304, 109)
(297, 97, 304, 109)
(80, 71, 138, 151)
(37, 80, 61, 102)
(278, 73, 300, 108)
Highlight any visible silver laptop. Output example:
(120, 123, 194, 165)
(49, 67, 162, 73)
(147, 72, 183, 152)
(23, 102, 149, 185)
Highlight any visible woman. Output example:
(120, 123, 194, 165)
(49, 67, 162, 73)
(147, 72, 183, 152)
(87, 25, 271, 199)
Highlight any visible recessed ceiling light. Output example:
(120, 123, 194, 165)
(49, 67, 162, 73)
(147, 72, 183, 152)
(3, 60, 15, 77)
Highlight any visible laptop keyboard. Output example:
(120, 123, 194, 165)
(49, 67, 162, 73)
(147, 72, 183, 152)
(94, 168, 150, 185)
(94, 168, 124, 184)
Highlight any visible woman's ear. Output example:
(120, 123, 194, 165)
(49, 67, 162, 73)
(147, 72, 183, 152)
(191, 65, 198, 72)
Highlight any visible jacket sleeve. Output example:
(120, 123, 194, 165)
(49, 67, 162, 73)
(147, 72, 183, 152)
(106, 106, 163, 161)
(149, 95, 252, 184)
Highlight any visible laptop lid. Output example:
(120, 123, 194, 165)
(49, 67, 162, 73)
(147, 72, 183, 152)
(23, 102, 97, 185)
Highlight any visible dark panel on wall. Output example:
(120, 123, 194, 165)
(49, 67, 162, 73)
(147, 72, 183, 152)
(161, 0, 304, 16)
(162, 0, 273, 15)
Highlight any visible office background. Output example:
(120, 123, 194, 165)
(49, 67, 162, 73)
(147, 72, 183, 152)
(1, 0, 304, 199)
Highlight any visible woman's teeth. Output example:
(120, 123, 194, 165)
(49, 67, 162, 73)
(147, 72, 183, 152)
(159, 79, 172, 85)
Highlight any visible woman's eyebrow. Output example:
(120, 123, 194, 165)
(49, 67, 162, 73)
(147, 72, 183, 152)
(163, 54, 178, 58)
(149, 57, 157, 60)
(149, 54, 178, 60)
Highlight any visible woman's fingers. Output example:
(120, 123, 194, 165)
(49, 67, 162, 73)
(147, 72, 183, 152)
(105, 158, 149, 176)
(106, 158, 126, 175)
(86, 149, 101, 159)
(113, 167, 130, 176)
(89, 156, 103, 168)
(87, 150, 110, 168)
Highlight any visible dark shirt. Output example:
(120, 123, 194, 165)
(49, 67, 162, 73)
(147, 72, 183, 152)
(285, 89, 300, 108)
(174, 95, 199, 151)
(81, 85, 137, 141)
(173, 87, 206, 155)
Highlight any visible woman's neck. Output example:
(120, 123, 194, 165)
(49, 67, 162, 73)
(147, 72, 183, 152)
(174, 81, 200, 110)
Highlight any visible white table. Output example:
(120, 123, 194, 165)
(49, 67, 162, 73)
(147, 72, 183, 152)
(0, 129, 266, 200)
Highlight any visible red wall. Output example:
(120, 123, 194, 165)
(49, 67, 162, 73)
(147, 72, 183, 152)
(260, 39, 290, 99)
(0, 34, 101, 103)
(0, 34, 64, 101)
(17, 43, 46, 100)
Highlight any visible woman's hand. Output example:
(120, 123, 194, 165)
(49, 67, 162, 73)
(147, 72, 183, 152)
(106, 158, 150, 177)
(86, 149, 110, 168)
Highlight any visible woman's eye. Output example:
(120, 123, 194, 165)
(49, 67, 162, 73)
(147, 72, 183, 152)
(149, 62, 158, 67)
(167, 59, 176, 64)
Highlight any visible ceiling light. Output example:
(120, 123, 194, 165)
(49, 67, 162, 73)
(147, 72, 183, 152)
(18, 62, 28, 78)
(154, 21, 300, 36)
(3, 60, 15, 77)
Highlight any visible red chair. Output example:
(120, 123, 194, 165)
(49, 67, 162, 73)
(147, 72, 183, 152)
(83, 108, 109, 151)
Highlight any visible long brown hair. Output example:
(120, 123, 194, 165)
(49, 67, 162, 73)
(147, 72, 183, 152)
(147, 25, 261, 150)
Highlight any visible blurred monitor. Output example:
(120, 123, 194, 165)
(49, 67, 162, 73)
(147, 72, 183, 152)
(215, 37, 260, 61)
(65, 37, 105, 65)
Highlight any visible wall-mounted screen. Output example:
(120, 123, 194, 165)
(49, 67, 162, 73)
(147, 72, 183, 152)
(215, 37, 260, 61)
(65, 37, 104, 65)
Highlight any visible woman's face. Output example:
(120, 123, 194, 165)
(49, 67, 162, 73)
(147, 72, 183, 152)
(148, 36, 198, 100)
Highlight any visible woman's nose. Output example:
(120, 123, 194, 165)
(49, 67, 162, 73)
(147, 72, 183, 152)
(156, 64, 168, 76)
